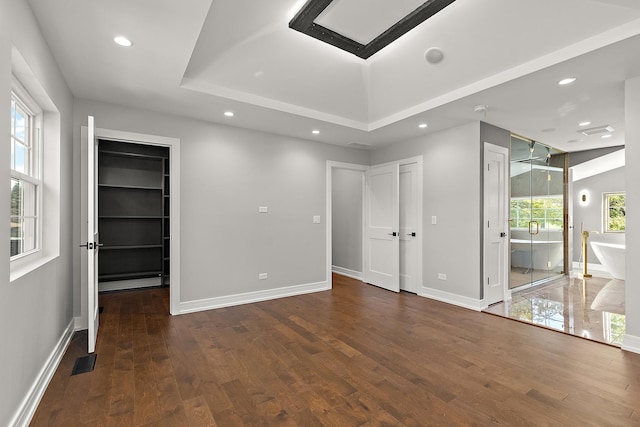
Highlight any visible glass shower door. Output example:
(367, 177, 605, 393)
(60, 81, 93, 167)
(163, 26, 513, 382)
(510, 137, 565, 289)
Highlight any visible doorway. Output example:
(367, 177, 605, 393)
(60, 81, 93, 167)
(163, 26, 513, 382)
(81, 123, 182, 340)
(327, 158, 422, 294)
(97, 140, 170, 292)
(362, 157, 423, 294)
(509, 135, 566, 289)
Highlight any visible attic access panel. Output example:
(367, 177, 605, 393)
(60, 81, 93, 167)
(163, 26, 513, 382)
(289, 0, 457, 59)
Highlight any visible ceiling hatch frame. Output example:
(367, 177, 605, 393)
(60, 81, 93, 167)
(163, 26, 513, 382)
(289, 0, 457, 59)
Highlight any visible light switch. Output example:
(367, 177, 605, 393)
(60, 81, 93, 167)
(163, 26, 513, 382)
(313, 215, 321, 224)
(431, 216, 437, 225)
(259, 206, 268, 213)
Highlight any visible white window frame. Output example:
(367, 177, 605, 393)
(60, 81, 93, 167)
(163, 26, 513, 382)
(10, 77, 43, 261)
(603, 191, 625, 233)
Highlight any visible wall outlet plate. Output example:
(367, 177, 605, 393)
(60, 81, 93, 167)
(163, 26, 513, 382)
(438, 273, 447, 280)
(258, 273, 268, 280)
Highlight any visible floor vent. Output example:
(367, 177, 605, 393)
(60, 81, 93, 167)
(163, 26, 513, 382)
(71, 354, 97, 376)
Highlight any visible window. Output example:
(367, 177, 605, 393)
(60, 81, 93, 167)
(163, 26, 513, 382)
(510, 196, 564, 229)
(10, 81, 42, 259)
(604, 192, 625, 233)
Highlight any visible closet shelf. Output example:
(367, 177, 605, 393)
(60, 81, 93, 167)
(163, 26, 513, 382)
(99, 184, 162, 190)
(99, 271, 162, 280)
(99, 215, 163, 219)
(101, 245, 163, 250)
(100, 149, 167, 160)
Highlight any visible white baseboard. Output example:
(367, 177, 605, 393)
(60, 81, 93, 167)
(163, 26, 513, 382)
(178, 281, 330, 315)
(10, 318, 75, 427)
(622, 334, 640, 355)
(419, 286, 484, 312)
(571, 262, 613, 279)
(99, 277, 161, 292)
(331, 266, 363, 280)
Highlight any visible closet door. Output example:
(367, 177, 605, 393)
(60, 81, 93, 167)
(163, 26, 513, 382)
(363, 164, 400, 292)
(85, 116, 99, 354)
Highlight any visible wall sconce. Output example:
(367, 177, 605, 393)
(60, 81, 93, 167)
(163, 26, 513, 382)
(579, 190, 590, 206)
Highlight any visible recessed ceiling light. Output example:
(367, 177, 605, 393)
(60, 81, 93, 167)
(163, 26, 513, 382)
(418, 123, 428, 129)
(113, 36, 133, 47)
(224, 111, 234, 117)
(312, 130, 320, 135)
(578, 121, 591, 127)
(601, 134, 613, 139)
(558, 77, 576, 85)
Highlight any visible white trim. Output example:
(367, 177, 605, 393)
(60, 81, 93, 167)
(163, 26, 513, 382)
(9, 319, 75, 427)
(419, 286, 485, 312)
(80, 124, 181, 324)
(326, 161, 369, 291)
(571, 261, 613, 279)
(177, 281, 330, 314)
(622, 334, 640, 355)
(332, 266, 363, 280)
(98, 277, 162, 292)
(483, 142, 510, 304)
(74, 316, 83, 331)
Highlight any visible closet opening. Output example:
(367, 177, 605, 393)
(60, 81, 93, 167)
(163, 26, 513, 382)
(97, 139, 170, 292)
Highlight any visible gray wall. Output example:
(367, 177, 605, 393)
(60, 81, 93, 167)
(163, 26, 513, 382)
(72, 99, 370, 305)
(332, 168, 363, 273)
(570, 146, 624, 167)
(625, 76, 640, 344)
(372, 122, 482, 299)
(0, 0, 75, 423)
(572, 166, 625, 263)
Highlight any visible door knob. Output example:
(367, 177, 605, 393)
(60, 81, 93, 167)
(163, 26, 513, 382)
(388, 232, 398, 236)
(406, 232, 416, 237)
(500, 232, 507, 237)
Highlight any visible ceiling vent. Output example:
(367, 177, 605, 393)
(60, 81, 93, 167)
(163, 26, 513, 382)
(579, 125, 614, 136)
(347, 142, 371, 150)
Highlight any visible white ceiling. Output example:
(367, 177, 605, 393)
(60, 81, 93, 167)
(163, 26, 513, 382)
(26, 0, 640, 152)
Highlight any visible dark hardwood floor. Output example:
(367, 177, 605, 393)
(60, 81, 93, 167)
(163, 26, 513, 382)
(32, 274, 640, 426)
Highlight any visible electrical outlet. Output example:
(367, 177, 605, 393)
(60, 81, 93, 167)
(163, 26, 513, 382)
(313, 215, 321, 224)
(547, 261, 552, 268)
(438, 273, 447, 280)
(258, 273, 268, 280)
(259, 206, 268, 213)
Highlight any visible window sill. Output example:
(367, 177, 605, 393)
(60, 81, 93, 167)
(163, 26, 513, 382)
(10, 253, 58, 283)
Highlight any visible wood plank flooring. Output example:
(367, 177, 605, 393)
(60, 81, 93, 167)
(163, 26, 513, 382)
(32, 274, 640, 426)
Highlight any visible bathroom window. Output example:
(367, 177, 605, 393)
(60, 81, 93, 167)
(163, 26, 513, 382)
(510, 196, 563, 229)
(604, 192, 625, 233)
(10, 80, 42, 259)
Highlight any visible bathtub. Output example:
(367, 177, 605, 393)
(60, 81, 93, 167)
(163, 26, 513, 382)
(590, 241, 625, 280)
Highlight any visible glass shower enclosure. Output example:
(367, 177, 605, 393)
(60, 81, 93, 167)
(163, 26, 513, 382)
(510, 135, 565, 289)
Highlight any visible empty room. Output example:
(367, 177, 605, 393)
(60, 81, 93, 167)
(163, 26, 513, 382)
(2, 0, 640, 425)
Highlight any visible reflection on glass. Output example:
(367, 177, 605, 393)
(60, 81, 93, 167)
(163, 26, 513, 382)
(603, 312, 625, 345)
(10, 178, 37, 257)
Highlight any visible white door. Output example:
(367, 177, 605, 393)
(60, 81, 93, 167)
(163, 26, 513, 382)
(86, 116, 100, 353)
(399, 163, 419, 293)
(364, 164, 400, 292)
(484, 143, 509, 305)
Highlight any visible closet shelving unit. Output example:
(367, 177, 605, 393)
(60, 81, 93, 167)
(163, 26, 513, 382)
(97, 140, 170, 288)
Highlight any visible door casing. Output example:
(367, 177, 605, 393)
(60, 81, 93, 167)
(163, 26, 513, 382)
(80, 125, 182, 325)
